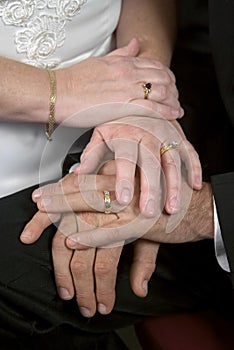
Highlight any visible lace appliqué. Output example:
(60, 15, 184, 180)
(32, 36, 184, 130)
(0, 0, 87, 68)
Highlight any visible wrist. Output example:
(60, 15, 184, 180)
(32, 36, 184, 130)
(55, 67, 84, 127)
(191, 182, 214, 239)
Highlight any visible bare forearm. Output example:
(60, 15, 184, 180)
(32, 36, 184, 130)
(116, 0, 177, 65)
(0, 56, 50, 123)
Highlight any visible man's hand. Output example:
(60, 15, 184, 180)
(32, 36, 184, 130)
(21, 209, 159, 317)
(21, 167, 160, 317)
(22, 164, 212, 249)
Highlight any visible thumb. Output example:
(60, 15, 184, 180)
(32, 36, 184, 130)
(108, 38, 140, 57)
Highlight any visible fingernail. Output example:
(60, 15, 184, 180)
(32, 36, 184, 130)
(117, 180, 133, 204)
(196, 175, 202, 187)
(69, 162, 80, 173)
(67, 237, 78, 248)
(33, 189, 41, 199)
(58, 287, 71, 300)
(145, 199, 156, 217)
(20, 229, 32, 242)
(41, 196, 51, 207)
(79, 307, 91, 318)
(169, 197, 179, 212)
(98, 303, 107, 315)
(120, 188, 131, 204)
(142, 280, 148, 293)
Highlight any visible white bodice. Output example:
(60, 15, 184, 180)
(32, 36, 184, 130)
(0, 0, 122, 197)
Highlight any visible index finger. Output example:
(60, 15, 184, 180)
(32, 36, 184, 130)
(66, 214, 159, 249)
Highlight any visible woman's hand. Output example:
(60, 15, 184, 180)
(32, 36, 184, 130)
(55, 38, 183, 127)
(0, 40, 182, 126)
(75, 117, 202, 216)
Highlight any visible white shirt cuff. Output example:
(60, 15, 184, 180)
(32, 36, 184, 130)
(213, 196, 230, 272)
(69, 162, 80, 173)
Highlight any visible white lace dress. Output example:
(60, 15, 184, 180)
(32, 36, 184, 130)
(0, 0, 121, 197)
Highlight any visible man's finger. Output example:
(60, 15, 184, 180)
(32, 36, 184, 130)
(95, 246, 123, 315)
(20, 211, 60, 243)
(52, 217, 75, 301)
(130, 240, 159, 297)
(71, 248, 97, 317)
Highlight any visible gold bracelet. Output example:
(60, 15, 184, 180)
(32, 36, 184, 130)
(45, 70, 56, 141)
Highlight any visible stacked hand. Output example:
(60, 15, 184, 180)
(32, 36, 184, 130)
(21, 126, 209, 318)
(21, 164, 160, 317)
(20, 40, 205, 317)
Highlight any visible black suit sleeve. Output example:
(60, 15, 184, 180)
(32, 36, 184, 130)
(211, 172, 234, 284)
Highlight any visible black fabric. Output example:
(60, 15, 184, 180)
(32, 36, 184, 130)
(171, 49, 234, 180)
(177, 0, 210, 53)
(209, 0, 234, 125)
(0, 325, 129, 350)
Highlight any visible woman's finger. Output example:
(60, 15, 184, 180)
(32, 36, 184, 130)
(161, 146, 181, 214)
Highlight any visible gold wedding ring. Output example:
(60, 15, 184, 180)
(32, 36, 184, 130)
(143, 82, 152, 99)
(160, 141, 178, 156)
(104, 190, 111, 214)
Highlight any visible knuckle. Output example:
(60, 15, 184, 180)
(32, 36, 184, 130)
(174, 87, 179, 99)
(155, 103, 167, 116)
(70, 259, 90, 275)
(112, 62, 131, 80)
(59, 218, 77, 237)
(94, 262, 114, 277)
(76, 290, 92, 299)
(97, 288, 115, 299)
(161, 71, 171, 84)
(159, 85, 168, 100)
(77, 174, 89, 189)
(142, 156, 160, 169)
(164, 156, 176, 166)
(153, 60, 164, 70)
(163, 162, 179, 175)
(55, 272, 69, 285)
(52, 233, 65, 251)
(144, 99, 155, 111)
(184, 140, 200, 159)
(142, 261, 156, 274)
